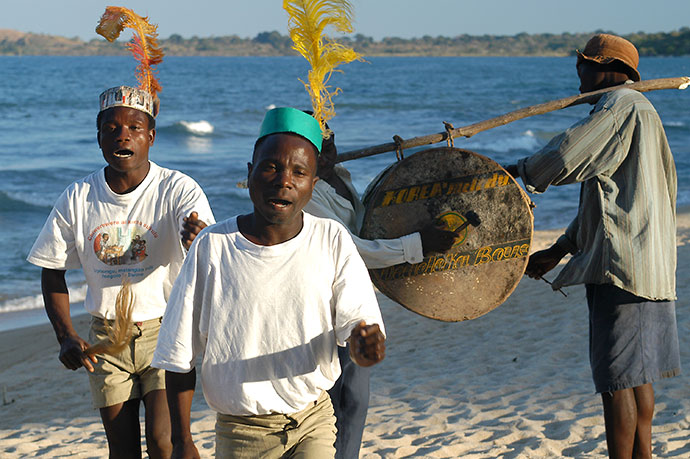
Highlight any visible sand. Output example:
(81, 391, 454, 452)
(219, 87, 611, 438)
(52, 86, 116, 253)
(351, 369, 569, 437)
(1, 211, 689, 458)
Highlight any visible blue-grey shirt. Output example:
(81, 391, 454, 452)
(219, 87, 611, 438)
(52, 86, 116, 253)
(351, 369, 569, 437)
(517, 87, 676, 300)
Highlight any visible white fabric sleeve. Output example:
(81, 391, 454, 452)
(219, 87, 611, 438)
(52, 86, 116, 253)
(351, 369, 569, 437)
(173, 175, 216, 229)
(152, 233, 207, 372)
(352, 231, 423, 269)
(27, 188, 81, 270)
(304, 197, 423, 269)
(331, 228, 386, 346)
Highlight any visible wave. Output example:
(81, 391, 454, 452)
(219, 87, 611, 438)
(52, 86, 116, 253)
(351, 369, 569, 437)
(464, 130, 542, 154)
(664, 120, 686, 128)
(160, 120, 215, 136)
(0, 189, 55, 211)
(0, 284, 87, 314)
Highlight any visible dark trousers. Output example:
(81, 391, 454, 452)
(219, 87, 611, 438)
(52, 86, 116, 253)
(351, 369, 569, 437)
(328, 344, 370, 459)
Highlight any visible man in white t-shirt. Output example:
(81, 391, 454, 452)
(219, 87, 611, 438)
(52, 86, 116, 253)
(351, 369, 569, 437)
(27, 85, 214, 458)
(153, 107, 386, 459)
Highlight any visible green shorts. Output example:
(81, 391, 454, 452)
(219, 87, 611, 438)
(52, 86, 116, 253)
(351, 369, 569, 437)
(88, 316, 165, 409)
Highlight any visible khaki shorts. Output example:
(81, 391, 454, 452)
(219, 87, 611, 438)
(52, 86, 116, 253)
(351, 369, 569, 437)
(215, 391, 336, 458)
(88, 316, 165, 409)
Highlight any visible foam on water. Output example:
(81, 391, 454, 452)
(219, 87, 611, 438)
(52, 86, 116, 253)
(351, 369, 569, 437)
(464, 129, 542, 155)
(664, 120, 686, 127)
(0, 284, 87, 314)
(175, 120, 215, 135)
(1, 190, 56, 210)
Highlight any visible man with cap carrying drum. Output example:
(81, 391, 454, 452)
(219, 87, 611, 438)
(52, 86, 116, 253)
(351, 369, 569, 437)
(153, 107, 387, 458)
(506, 34, 680, 458)
(27, 7, 214, 458)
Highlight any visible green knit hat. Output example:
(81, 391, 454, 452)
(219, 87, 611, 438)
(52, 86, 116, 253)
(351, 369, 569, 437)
(258, 107, 323, 153)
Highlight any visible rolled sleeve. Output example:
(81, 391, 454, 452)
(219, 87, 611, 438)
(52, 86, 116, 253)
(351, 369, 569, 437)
(400, 232, 423, 264)
(518, 104, 624, 194)
(351, 232, 421, 269)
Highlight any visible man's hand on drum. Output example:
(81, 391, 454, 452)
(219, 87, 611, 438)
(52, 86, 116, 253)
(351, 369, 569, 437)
(420, 223, 461, 256)
(503, 164, 519, 178)
(525, 244, 568, 279)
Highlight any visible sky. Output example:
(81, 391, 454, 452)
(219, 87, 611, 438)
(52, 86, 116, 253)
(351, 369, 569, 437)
(3, 0, 689, 41)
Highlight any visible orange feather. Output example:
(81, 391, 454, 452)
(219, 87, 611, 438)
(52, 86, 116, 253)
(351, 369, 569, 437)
(96, 6, 164, 97)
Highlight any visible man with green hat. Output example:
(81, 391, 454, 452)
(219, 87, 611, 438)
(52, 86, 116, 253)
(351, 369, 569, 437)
(154, 107, 387, 458)
(505, 34, 679, 458)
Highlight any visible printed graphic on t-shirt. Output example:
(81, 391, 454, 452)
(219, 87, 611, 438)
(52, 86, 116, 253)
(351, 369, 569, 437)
(90, 221, 157, 266)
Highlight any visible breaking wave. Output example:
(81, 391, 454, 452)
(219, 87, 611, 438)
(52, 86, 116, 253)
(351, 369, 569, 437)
(162, 120, 216, 136)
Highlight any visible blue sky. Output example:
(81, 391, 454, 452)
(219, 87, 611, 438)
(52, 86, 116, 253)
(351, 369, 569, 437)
(3, 0, 689, 40)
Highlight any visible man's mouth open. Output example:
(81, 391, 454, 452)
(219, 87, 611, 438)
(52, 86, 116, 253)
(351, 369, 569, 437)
(268, 198, 292, 209)
(113, 149, 134, 158)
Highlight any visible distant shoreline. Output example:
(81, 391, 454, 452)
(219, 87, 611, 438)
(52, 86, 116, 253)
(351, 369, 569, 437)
(1, 28, 688, 57)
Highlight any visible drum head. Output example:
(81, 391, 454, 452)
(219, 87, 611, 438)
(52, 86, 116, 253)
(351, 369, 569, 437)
(361, 147, 533, 322)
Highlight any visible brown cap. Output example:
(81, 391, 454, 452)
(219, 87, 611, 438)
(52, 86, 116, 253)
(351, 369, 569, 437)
(576, 33, 641, 82)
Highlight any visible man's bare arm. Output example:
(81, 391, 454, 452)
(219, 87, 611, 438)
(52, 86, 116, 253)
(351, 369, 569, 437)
(166, 369, 200, 459)
(41, 268, 96, 371)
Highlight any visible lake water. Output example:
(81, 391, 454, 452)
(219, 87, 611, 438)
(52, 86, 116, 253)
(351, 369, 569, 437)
(1, 55, 689, 330)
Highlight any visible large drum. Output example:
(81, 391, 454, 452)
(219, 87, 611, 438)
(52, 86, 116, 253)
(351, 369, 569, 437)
(361, 147, 534, 322)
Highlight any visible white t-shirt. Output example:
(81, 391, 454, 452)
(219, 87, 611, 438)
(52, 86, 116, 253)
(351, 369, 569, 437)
(27, 161, 215, 322)
(152, 212, 384, 416)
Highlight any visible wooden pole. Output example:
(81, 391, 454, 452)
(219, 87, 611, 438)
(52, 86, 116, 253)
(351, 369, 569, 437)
(335, 77, 690, 163)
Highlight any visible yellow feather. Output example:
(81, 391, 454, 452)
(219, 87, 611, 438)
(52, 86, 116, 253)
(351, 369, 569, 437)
(85, 277, 134, 357)
(283, 0, 363, 134)
(96, 6, 164, 97)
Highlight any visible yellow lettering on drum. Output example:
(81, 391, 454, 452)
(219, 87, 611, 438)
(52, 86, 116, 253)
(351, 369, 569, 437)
(492, 247, 505, 261)
(380, 191, 396, 207)
(508, 244, 522, 259)
(520, 244, 530, 257)
(433, 257, 447, 271)
(498, 174, 510, 187)
(395, 189, 408, 204)
(462, 182, 471, 192)
(406, 186, 421, 202)
(484, 173, 498, 188)
(423, 256, 438, 274)
(474, 246, 492, 265)
(429, 182, 444, 198)
(419, 184, 431, 200)
(451, 253, 470, 269)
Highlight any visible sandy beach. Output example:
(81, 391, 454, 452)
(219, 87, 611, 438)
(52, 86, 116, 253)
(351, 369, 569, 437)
(1, 210, 689, 458)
